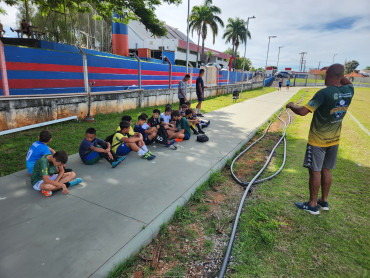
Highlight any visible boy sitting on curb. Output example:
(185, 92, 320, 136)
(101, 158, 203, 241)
(160, 106, 172, 124)
(185, 101, 210, 128)
(79, 128, 125, 168)
(26, 130, 55, 174)
(170, 110, 191, 140)
(134, 114, 157, 145)
(185, 109, 205, 135)
(147, 109, 161, 129)
(113, 121, 155, 160)
(31, 151, 82, 197)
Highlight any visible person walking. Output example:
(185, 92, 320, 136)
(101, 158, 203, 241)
(178, 74, 190, 110)
(286, 64, 354, 215)
(195, 69, 205, 117)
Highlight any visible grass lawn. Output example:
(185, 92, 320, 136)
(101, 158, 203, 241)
(108, 87, 369, 277)
(230, 88, 370, 276)
(293, 78, 325, 84)
(0, 87, 275, 177)
(348, 87, 370, 130)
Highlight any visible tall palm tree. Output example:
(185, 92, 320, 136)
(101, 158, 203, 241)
(189, 0, 223, 66)
(223, 17, 251, 68)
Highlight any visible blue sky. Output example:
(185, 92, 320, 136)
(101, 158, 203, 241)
(1, 0, 369, 71)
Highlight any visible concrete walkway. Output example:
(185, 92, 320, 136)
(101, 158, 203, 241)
(0, 88, 300, 278)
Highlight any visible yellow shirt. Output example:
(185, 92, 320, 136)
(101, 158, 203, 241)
(116, 126, 134, 136)
(112, 132, 128, 153)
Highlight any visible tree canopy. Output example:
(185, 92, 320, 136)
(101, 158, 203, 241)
(1, 0, 182, 36)
(344, 60, 359, 74)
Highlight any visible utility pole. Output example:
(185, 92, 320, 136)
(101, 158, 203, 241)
(332, 53, 337, 64)
(303, 60, 307, 72)
(276, 46, 284, 71)
(317, 61, 321, 70)
(299, 52, 307, 72)
(185, 0, 190, 74)
(241, 16, 256, 82)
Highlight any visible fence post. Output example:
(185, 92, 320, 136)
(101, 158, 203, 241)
(0, 41, 10, 96)
(78, 46, 89, 94)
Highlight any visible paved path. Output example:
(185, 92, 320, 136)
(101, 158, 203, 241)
(0, 88, 299, 278)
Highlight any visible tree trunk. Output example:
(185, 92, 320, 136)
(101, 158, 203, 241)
(24, 0, 29, 23)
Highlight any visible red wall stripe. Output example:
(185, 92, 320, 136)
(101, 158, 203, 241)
(6, 62, 83, 73)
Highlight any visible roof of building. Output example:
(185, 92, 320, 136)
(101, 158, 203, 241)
(128, 20, 230, 60)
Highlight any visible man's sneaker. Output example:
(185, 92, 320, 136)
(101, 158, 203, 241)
(317, 199, 329, 211)
(166, 139, 176, 147)
(197, 113, 204, 117)
(198, 129, 205, 134)
(142, 152, 155, 160)
(41, 190, 52, 197)
(206, 120, 210, 127)
(69, 178, 83, 187)
(175, 138, 183, 143)
(193, 130, 199, 135)
(112, 156, 125, 168)
(294, 202, 320, 215)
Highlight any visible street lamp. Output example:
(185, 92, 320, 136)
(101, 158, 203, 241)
(262, 35, 277, 91)
(185, 0, 190, 74)
(332, 53, 337, 64)
(241, 16, 256, 82)
(276, 46, 284, 71)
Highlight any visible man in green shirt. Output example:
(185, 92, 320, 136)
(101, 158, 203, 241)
(31, 151, 82, 197)
(286, 64, 354, 215)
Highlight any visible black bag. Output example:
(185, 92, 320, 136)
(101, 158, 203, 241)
(155, 125, 169, 145)
(196, 134, 209, 142)
(105, 131, 122, 148)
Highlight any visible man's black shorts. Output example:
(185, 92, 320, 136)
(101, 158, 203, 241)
(179, 98, 185, 105)
(197, 93, 204, 102)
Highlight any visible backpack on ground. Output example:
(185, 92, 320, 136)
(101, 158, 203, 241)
(155, 125, 169, 145)
(196, 134, 209, 143)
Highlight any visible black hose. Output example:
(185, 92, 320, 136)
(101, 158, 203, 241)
(218, 110, 291, 278)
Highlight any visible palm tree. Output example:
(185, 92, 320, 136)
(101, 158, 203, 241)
(223, 17, 251, 68)
(189, 0, 223, 66)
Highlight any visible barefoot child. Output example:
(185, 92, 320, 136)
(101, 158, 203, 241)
(31, 151, 82, 197)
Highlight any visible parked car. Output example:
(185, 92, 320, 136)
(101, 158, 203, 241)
(274, 71, 292, 78)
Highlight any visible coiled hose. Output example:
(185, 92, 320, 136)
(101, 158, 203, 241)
(218, 109, 291, 278)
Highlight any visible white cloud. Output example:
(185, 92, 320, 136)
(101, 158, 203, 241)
(1, 0, 369, 70)
(155, 0, 370, 70)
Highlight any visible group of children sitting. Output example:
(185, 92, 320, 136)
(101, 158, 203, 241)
(26, 102, 210, 197)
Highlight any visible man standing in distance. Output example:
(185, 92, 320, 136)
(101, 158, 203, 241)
(286, 64, 354, 215)
(178, 74, 190, 110)
(195, 69, 205, 117)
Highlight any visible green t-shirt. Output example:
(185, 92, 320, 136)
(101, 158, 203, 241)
(304, 84, 354, 147)
(31, 154, 57, 186)
(177, 117, 191, 137)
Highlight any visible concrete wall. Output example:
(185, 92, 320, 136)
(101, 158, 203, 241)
(0, 82, 262, 131)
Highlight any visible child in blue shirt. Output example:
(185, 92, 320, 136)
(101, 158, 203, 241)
(134, 114, 157, 145)
(26, 130, 55, 174)
(79, 128, 125, 168)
